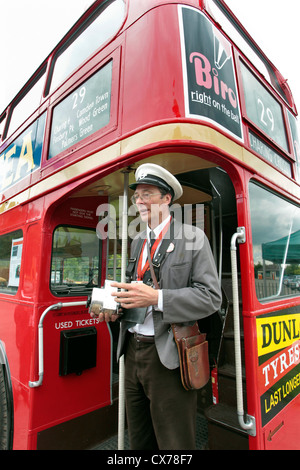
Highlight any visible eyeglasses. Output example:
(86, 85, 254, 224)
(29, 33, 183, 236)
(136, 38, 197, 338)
(131, 192, 162, 205)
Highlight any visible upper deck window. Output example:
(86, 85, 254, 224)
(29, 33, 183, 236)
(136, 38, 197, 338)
(48, 0, 125, 94)
(240, 61, 288, 153)
(4, 67, 46, 140)
(205, 0, 291, 104)
(48, 60, 112, 159)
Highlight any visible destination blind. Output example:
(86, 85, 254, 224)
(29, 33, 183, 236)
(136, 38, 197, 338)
(49, 61, 112, 159)
(240, 60, 288, 152)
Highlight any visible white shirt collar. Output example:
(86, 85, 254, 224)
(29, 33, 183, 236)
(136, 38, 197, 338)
(147, 215, 171, 241)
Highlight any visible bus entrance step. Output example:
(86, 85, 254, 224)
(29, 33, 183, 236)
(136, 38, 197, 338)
(205, 403, 249, 450)
(92, 413, 208, 450)
(217, 364, 247, 408)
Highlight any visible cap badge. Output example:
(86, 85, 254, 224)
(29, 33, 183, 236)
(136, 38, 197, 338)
(138, 171, 148, 180)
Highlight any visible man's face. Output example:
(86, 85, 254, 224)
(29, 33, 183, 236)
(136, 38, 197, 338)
(132, 184, 172, 227)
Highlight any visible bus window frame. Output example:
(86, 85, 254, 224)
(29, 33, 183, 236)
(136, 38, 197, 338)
(204, 0, 293, 107)
(50, 224, 102, 298)
(0, 229, 24, 296)
(45, 0, 126, 97)
(248, 179, 300, 304)
(286, 109, 300, 181)
(43, 48, 121, 167)
(0, 113, 6, 141)
(237, 57, 291, 157)
(2, 64, 47, 142)
(0, 0, 126, 147)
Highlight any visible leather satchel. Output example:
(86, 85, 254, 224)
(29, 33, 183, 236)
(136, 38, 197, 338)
(172, 323, 210, 391)
(146, 240, 210, 391)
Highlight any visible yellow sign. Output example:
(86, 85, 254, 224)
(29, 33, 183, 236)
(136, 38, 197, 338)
(257, 313, 300, 357)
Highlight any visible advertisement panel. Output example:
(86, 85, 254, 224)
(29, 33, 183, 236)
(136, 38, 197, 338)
(179, 6, 243, 141)
(0, 113, 46, 192)
(256, 309, 300, 427)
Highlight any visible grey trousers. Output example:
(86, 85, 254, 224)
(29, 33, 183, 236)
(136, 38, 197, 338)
(124, 334, 197, 450)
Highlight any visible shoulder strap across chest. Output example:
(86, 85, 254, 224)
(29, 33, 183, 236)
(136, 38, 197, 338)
(125, 220, 175, 282)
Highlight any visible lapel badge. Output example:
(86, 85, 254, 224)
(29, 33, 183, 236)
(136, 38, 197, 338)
(166, 242, 175, 253)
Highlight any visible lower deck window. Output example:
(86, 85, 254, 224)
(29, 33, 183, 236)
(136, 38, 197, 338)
(51, 225, 101, 296)
(0, 230, 23, 294)
(249, 182, 300, 301)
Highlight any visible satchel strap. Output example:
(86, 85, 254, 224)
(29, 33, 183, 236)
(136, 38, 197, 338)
(150, 219, 175, 284)
(125, 237, 144, 281)
(151, 235, 173, 283)
(126, 257, 138, 281)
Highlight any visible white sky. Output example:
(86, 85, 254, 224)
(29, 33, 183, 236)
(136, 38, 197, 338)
(1, 0, 299, 115)
(1, 0, 94, 113)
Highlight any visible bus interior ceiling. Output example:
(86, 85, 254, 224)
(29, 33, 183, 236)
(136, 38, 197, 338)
(70, 151, 237, 277)
(69, 152, 238, 288)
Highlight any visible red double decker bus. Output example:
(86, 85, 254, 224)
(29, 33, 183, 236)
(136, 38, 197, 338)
(0, 0, 299, 450)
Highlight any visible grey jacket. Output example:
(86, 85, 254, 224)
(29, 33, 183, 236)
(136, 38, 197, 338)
(117, 219, 222, 369)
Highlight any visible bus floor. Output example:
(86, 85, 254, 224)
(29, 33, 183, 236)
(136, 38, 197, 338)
(92, 413, 208, 450)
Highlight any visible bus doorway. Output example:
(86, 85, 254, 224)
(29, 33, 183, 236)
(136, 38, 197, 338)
(23, 151, 249, 450)
(26, 151, 300, 450)
(83, 153, 242, 450)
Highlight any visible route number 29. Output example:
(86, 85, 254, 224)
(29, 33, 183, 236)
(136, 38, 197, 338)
(258, 98, 274, 131)
(72, 86, 86, 109)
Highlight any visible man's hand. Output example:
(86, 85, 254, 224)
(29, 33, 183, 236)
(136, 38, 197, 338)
(89, 282, 159, 323)
(90, 307, 121, 323)
(111, 281, 159, 309)
(90, 300, 120, 323)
